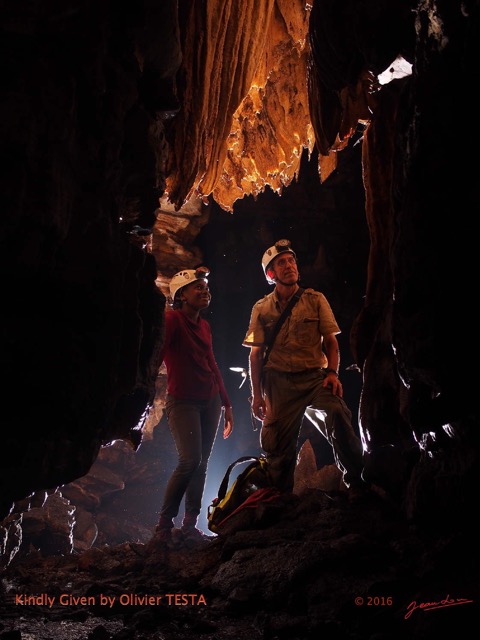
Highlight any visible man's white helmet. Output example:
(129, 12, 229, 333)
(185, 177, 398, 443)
(169, 266, 210, 302)
(261, 239, 296, 284)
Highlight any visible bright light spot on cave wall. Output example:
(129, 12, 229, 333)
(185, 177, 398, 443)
(377, 55, 412, 85)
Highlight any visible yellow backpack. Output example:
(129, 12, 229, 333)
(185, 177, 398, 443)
(207, 455, 280, 535)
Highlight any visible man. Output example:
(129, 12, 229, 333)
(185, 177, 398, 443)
(243, 239, 365, 493)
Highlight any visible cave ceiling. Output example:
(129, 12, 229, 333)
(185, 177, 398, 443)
(163, 0, 407, 214)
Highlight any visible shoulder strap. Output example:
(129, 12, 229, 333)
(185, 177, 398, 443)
(217, 456, 260, 500)
(263, 287, 304, 367)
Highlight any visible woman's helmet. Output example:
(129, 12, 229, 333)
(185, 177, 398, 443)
(261, 239, 296, 284)
(169, 266, 210, 302)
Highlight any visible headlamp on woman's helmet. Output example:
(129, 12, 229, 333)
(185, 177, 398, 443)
(261, 239, 296, 284)
(168, 266, 210, 303)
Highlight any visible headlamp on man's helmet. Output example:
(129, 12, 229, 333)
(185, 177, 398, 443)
(168, 266, 210, 303)
(261, 239, 296, 284)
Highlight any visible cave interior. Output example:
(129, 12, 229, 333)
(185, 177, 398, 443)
(1, 1, 479, 639)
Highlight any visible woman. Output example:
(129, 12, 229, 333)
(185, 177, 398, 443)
(156, 266, 234, 543)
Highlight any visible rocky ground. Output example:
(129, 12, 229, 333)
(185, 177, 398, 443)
(1, 482, 478, 640)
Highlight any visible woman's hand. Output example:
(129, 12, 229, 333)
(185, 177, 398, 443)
(223, 406, 234, 438)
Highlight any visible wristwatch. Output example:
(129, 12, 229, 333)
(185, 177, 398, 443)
(324, 368, 338, 377)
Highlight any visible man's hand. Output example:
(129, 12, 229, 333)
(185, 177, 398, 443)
(323, 372, 343, 398)
(250, 394, 266, 421)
